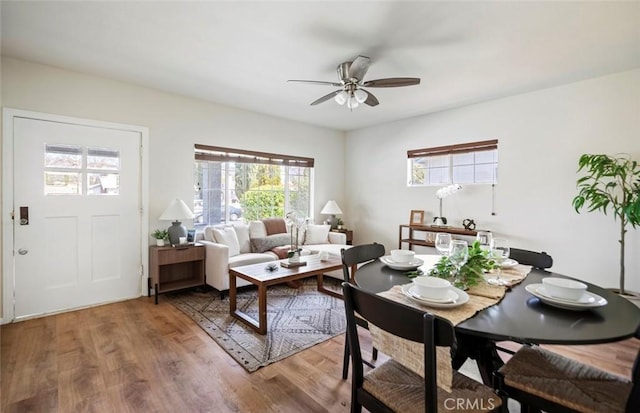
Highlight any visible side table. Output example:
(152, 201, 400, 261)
(148, 243, 205, 304)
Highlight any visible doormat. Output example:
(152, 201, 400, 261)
(167, 277, 345, 372)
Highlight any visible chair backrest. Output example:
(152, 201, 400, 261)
(341, 243, 386, 283)
(342, 282, 455, 413)
(509, 248, 553, 270)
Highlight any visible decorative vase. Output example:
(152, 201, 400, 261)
(156, 239, 165, 247)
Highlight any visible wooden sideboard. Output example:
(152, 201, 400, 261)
(398, 224, 482, 250)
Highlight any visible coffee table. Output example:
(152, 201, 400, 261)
(229, 256, 344, 334)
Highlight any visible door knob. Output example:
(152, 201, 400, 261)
(18, 248, 28, 255)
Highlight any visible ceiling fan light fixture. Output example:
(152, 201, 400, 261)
(354, 89, 367, 103)
(347, 94, 359, 110)
(334, 90, 348, 105)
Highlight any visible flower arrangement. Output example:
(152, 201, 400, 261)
(285, 211, 307, 260)
(152, 229, 169, 240)
(428, 240, 497, 289)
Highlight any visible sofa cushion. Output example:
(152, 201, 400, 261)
(249, 220, 268, 238)
(229, 253, 276, 267)
(213, 227, 240, 257)
(304, 224, 331, 245)
(233, 223, 251, 254)
(204, 226, 217, 242)
(251, 233, 292, 253)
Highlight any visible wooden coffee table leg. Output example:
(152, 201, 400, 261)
(257, 284, 268, 335)
(317, 274, 343, 299)
(229, 272, 237, 313)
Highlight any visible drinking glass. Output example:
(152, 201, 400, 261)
(449, 240, 469, 284)
(487, 238, 510, 286)
(435, 233, 452, 256)
(476, 231, 493, 252)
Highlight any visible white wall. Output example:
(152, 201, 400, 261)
(0, 57, 346, 315)
(346, 69, 640, 292)
(1, 57, 346, 226)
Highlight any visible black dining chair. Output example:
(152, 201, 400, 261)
(342, 282, 502, 413)
(509, 248, 553, 270)
(341, 243, 385, 380)
(494, 324, 640, 413)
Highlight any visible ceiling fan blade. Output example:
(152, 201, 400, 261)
(363, 90, 379, 107)
(348, 55, 371, 81)
(288, 79, 343, 87)
(362, 77, 421, 88)
(310, 90, 343, 106)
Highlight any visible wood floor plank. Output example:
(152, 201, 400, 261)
(1, 296, 637, 412)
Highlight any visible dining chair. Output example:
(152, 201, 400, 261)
(340, 243, 386, 380)
(494, 324, 640, 413)
(342, 282, 502, 413)
(509, 248, 553, 270)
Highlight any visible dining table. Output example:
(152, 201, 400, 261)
(355, 254, 640, 385)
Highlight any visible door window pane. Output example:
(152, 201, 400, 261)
(45, 171, 82, 195)
(45, 144, 82, 168)
(87, 148, 120, 170)
(88, 173, 120, 195)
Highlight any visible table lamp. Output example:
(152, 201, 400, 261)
(434, 184, 462, 226)
(321, 200, 343, 229)
(159, 198, 195, 245)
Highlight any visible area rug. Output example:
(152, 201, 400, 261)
(167, 277, 345, 372)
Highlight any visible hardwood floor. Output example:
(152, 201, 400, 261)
(2, 297, 638, 412)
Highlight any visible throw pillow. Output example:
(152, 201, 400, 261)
(304, 224, 331, 245)
(249, 220, 267, 238)
(270, 246, 290, 259)
(233, 223, 251, 254)
(251, 233, 292, 253)
(212, 227, 240, 257)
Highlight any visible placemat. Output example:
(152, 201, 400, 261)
(371, 263, 532, 392)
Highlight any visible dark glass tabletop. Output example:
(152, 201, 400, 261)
(355, 258, 640, 345)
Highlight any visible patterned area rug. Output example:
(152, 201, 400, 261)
(168, 277, 345, 372)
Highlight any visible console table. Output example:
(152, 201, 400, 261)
(398, 224, 481, 250)
(148, 244, 205, 304)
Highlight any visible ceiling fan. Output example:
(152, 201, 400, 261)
(288, 55, 420, 110)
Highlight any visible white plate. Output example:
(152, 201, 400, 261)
(380, 256, 424, 270)
(401, 284, 469, 308)
(525, 283, 607, 310)
(500, 258, 519, 268)
(408, 285, 458, 303)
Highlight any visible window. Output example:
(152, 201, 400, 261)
(44, 144, 120, 195)
(194, 145, 314, 227)
(407, 139, 498, 186)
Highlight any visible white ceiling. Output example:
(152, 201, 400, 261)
(2, 1, 639, 131)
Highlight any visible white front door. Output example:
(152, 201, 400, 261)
(10, 115, 143, 320)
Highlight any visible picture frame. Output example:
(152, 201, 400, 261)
(187, 229, 196, 243)
(410, 210, 424, 226)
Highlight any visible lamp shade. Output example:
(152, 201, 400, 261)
(321, 200, 343, 215)
(159, 198, 195, 221)
(159, 199, 194, 245)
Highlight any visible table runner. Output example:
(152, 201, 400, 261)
(369, 263, 532, 392)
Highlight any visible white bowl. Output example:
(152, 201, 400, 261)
(412, 276, 451, 300)
(390, 249, 415, 263)
(542, 277, 587, 301)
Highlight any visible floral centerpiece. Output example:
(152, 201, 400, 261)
(428, 240, 497, 289)
(285, 211, 307, 262)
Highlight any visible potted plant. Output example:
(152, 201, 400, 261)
(427, 241, 497, 290)
(572, 153, 640, 297)
(152, 229, 169, 246)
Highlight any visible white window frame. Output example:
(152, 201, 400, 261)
(407, 139, 498, 186)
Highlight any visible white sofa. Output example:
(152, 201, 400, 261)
(199, 219, 349, 293)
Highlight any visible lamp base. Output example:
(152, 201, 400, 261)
(167, 221, 187, 245)
(325, 215, 339, 230)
